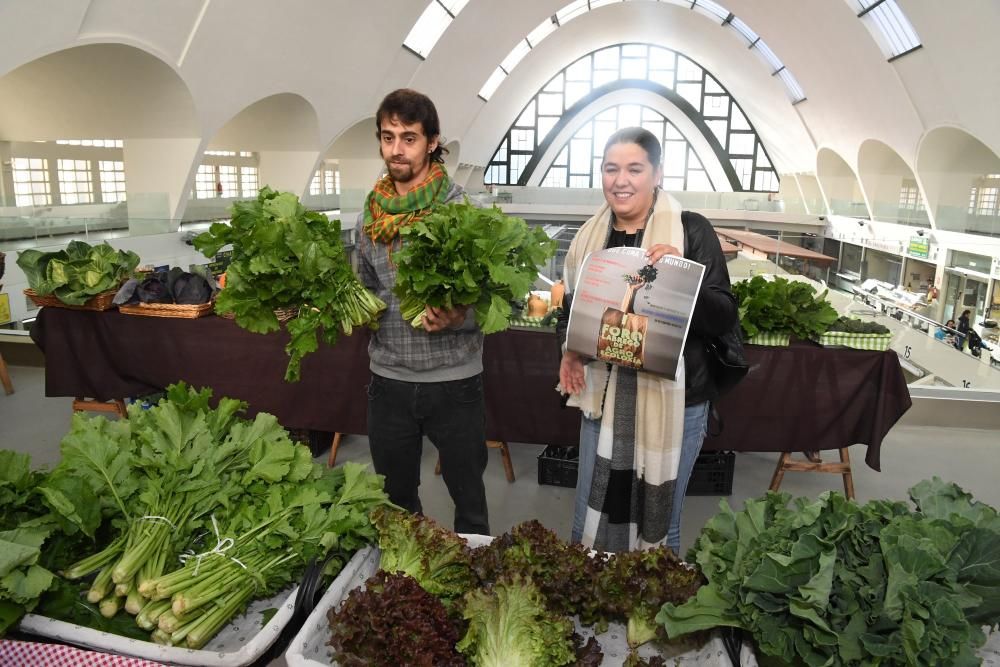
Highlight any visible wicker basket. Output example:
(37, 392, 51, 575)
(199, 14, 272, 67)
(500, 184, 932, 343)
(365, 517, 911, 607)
(217, 304, 298, 323)
(118, 301, 215, 319)
(24, 288, 118, 312)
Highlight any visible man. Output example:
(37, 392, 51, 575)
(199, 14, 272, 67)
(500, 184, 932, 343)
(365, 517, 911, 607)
(356, 88, 489, 535)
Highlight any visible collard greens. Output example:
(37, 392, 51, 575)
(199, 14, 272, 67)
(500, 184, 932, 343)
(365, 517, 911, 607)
(657, 479, 1000, 666)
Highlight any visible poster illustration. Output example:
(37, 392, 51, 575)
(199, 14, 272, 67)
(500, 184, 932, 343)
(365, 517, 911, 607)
(566, 247, 705, 380)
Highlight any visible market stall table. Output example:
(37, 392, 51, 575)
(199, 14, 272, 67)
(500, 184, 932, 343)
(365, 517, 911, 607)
(30, 309, 910, 483)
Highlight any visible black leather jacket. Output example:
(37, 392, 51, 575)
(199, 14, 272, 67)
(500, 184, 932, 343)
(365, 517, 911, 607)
(557, 211, 738, 406)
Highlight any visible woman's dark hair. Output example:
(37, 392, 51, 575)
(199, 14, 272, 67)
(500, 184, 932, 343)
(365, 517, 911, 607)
(602, 127, 662, 168)
(962, 309, 971, 317)
(375, 89, 449, 164)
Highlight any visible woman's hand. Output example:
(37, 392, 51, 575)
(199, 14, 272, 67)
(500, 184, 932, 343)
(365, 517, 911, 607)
(422, 305, 468, 332)
(645, 243, 682, 265)
(559, 350, 587, 395)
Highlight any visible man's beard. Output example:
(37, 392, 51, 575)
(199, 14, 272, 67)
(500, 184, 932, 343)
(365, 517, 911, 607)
(384, 154, 429, 184)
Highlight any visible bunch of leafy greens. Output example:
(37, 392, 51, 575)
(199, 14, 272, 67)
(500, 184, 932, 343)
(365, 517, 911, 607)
(0, 451, 106, 635)
(827, 316, 891, 335)
(393, 201, 557, 333)
(194, 187, 385, 381)
(657, 479, 1000, 667)
(732, 275, 838, 340)
(456, 574, 577, 667)
(45, 382, 388, 648)
(17, 240, 139, 305)
(327, 570, 466, 667)
(372, 507, 475, 604)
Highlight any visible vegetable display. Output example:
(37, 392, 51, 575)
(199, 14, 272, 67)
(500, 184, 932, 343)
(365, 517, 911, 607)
(658, 479, 1000, 666)
(393, 201, 557, 333)
(732, 275, 838, 340)
(329, 510, 701, 665)
(113, 266, 216, 306)
(194, 187, 386, 382)
(2, 383, 388, 649)
(827, 316, 891, 334)
(17, 240, 139, 305)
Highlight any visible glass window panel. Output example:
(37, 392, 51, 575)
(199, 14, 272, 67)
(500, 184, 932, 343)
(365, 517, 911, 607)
(35, 182, 52, 194)
(527, 17, 557, 46)
(865, 2, 920, 56)
(497, 138, 508, 161)
(641, 120, 664, 141)
(569, 175, 591, 188)
(676, 82, 703, 110)
(564, 81, 591, 108)
(662, 176, 684, 191)
(756, 143, 772, 168)
(501, 40, 531, 72)
(596, 108, 617, 122)
(706, 120, 728, 146)
(676, 56, 702, 81)
(692, 0, 729, 21)
(704, 94, 728, 116)
(310, 172, 322, 195)
(438, 0, 469, 15)
(511, 129, 535, 151)
(478, 67, 506, 100)
(732, 158, 754, 189)
(621, 44, 646, 58)
(753, 40, 783, 72)
(648, 69, 675, 89)
(554, 146, 569, 167)
(704, 76, 725, 94)
(30, 158, 44, 170)
(12, 157, 28, 169)
(556, 0, 589, 25)
(566, 56, 592, 81)
(516, 100, 536, 127)
(593, 47, 620, 71)
(537, 92, 563, 115)
(537, 116, 558, 142)
(542, 166, 567, 188)
(665, 123, 683, 140)
(403, 2, 450, 58)
(729, 133, 755, 155)
(594, 120, 617, 155)
(543, 73, 564, 93)
(593, 158, 604, 181)
(570, 138, 592, 172)
(592, 69, 617, 89)
(664, 142, 686, 176)
(649, 47, 674, 70)
(497, 165, 507, 183)
(755, 170, 778, 192)
(729, 17, 758, 44)
(590, 0, 620, 8)
(575, 121, 593, 139)
(619, 105, 641, 128)
(687, 169, 713, 191)
(509, 154, 531, 183)
(243, 167, 259, 197)
(621, 57, 647, 80)
(730, 105, 751, 131)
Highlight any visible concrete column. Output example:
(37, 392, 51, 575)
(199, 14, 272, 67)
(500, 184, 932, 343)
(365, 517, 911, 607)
(123, 138, 202, 232)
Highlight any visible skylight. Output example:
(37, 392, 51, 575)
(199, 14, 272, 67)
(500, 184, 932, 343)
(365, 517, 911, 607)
(403, 0, 471, 59)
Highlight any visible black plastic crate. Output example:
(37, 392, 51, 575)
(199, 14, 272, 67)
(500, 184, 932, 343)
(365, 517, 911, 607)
(538, 445, 579, 488)
(687, 451, 735, 496)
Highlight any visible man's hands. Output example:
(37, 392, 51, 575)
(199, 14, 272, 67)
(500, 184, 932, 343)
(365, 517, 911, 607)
(559, 350, 587, 395)
(421, 304, 469, 332)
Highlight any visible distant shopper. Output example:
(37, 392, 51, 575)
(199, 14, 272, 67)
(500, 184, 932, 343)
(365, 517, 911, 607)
(356, 89, 489, 535)
(935, 319, 955, 343)
(955, 309, 971, 350)
(557, 127, 738, 554)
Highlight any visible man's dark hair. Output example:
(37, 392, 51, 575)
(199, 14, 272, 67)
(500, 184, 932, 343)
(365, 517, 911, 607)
(602, 126, 662, 168)
(375, 89, 448, 164)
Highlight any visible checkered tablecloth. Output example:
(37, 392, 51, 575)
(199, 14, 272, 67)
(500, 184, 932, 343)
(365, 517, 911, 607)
(747, 331, 790, 346)
(0, 640, 167, 667)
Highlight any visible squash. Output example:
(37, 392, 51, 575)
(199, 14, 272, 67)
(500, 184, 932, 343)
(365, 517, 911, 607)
(550, 280, 565, 310)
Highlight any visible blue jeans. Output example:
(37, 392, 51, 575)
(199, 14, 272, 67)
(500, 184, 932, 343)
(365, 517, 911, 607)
(571, 401, 710, 554)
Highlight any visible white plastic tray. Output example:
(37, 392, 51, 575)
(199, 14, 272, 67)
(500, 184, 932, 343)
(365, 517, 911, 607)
(19, 585, 298, 667)
(286, 535, 758, 667)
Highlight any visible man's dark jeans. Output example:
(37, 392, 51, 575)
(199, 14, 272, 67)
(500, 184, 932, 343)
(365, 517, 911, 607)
(366, 373, 490, 535)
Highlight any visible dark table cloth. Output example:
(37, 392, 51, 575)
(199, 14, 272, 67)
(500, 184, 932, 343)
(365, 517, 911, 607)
(30, 309, 910, 470)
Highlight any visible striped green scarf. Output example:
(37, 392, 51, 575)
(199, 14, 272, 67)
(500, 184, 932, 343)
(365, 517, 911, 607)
(363, 162, 451, 243)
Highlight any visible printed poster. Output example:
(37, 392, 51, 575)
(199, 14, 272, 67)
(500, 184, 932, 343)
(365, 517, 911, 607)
(566, 247, 705, 380)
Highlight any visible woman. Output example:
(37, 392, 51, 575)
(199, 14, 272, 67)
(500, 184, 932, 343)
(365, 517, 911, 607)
(556, 127, 737, 554)
(935, 319, 956, 343)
